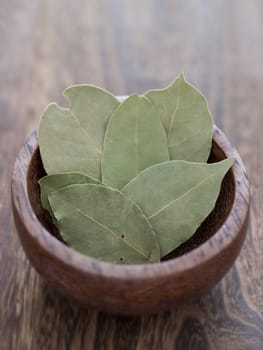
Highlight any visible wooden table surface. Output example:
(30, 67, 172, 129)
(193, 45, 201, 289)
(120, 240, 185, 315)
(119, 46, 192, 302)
(1, 0, 263, 349)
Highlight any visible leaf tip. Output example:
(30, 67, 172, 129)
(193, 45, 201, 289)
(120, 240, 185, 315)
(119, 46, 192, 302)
(179, 72, 185, 81)
(63, 86, 74, 107)
(215, 156, 235, 175)
(227, 156, 235, 169)
(38, 102, 62, 138)
(44, 102, 67, 115)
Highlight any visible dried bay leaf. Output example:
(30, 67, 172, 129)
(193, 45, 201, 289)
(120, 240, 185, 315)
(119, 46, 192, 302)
(145, 74, 213, 162)
(101, 95, 169, 189)
(123, 158, 234, 257)
(64, 85, 120, 149)
(38, 86, 119, 179)
(38, 172, 99, 216)
(48, 184, 160, 264)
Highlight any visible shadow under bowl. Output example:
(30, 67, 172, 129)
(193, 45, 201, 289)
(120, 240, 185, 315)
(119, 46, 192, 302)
(11, 126, 249, 315)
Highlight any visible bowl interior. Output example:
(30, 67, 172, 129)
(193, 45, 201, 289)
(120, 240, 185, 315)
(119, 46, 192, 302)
(27, 142, 235, 261)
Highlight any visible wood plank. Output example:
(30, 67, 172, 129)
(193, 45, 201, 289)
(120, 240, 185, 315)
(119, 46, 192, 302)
(1, 0, 263, 349)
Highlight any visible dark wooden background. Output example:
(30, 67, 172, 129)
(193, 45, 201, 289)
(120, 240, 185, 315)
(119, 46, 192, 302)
(1, 0, 263, 349)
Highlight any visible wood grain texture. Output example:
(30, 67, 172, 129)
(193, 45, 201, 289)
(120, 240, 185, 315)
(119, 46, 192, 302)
(0, 0, 262, 349)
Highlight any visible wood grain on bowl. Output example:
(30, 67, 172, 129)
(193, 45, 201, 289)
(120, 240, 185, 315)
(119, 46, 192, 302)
(11, 126, 249, 315)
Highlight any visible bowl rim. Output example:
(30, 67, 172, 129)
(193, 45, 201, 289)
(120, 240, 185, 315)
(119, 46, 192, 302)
(11, 125, 249, 281)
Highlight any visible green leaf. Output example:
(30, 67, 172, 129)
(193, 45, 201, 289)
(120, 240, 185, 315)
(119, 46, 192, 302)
(101, 95, 169, 189)
(38, 172, 99, 217)
(38, 86, 119, 179)
(48, 184, 160, 264)
(145, 74, 213, 162)
(123, 158, 234, 257)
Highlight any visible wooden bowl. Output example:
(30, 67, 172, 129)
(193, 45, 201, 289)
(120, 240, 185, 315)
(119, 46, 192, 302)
(11, 126, 249, 315)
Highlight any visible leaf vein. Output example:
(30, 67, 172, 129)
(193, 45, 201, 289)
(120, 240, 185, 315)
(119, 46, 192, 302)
(167, 79, 181, 139)
(135, 104, 138, 176)
(168, 128, 206, 149)
(147, 173, 215, 219)
(75, 207, 152, 262)
(69, 110, 102, 154)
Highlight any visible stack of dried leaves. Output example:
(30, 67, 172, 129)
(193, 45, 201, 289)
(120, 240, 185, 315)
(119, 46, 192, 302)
(38, 74, 233, 264)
